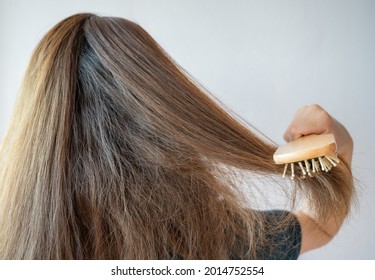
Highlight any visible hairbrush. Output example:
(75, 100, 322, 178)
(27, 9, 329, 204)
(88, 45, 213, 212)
(273, 133, 340, 179)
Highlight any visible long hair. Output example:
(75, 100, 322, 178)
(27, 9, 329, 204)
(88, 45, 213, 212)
(0, 13, 354, 259)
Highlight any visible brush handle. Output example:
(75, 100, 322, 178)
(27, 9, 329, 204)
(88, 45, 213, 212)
(273, 134, 337, 164)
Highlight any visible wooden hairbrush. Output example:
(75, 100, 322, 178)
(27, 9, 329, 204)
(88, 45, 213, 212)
(273, 134, 340, 179)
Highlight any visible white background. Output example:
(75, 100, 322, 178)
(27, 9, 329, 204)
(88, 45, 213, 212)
(0, 0, 374, 259)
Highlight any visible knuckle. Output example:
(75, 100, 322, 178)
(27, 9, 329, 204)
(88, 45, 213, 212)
(320, 111, 333, 127)
(289, 125, 300, 137)
(310, 104, 323, 111)
(298, 105, 309, 112)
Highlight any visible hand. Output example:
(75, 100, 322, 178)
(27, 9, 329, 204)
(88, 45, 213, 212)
(286, 105, 354, 255)
(283, 104, 353, 165)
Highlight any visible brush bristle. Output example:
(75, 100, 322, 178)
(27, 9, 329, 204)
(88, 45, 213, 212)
(281, 153, 340, 179)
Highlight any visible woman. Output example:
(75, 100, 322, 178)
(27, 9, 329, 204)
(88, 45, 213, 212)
(0, 13, 354, 259)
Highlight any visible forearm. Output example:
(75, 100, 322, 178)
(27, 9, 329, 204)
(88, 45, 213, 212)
(295, 212, 341, 254)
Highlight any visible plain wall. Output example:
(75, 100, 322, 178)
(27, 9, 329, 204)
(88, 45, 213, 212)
(0, 0, 374, 259)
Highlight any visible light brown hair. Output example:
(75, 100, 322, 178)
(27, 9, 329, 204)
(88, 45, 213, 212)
(0, 13, 354, 259)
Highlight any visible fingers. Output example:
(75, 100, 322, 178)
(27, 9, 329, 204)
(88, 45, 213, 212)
(283, 104, 332, 142)
(283, 104, 353, 165)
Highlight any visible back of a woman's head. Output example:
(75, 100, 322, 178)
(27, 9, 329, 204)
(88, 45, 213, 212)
(0, 13, 353, 259)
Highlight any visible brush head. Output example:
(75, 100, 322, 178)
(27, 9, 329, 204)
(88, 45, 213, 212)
(273, 134, 339, 179)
